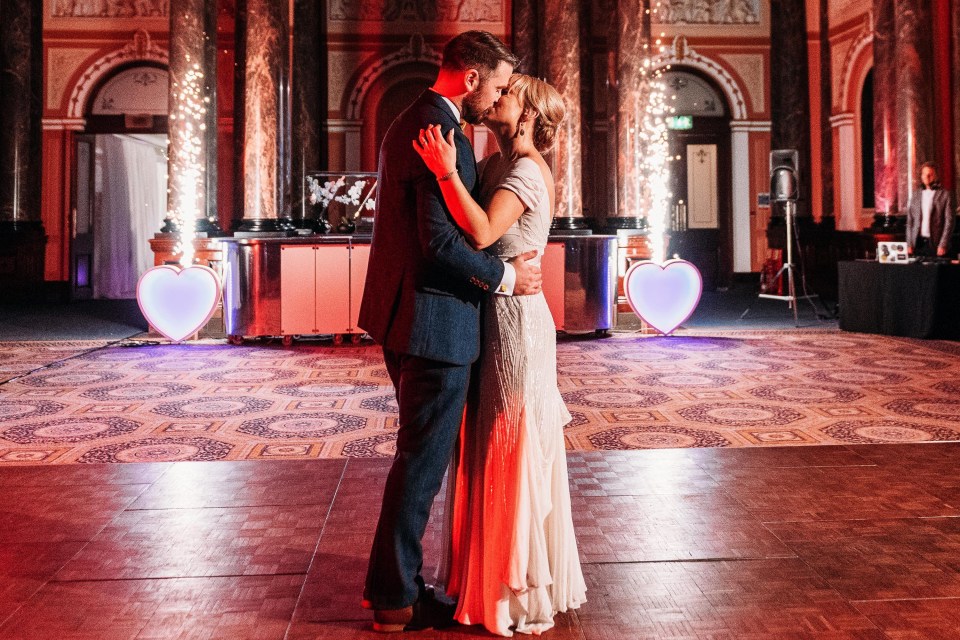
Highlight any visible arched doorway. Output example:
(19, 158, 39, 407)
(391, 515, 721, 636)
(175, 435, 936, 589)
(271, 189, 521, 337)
(358, 62, 436, 171)
(72, 63, 169, 300)
(374, 75, 434, 165)
(661, 68, 732, 290)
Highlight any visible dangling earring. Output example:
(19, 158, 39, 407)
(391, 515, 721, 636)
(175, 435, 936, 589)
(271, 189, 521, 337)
(518, 122, 525, 138)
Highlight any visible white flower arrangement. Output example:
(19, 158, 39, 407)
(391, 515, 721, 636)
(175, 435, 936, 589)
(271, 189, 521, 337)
(305, 172, 378, 226)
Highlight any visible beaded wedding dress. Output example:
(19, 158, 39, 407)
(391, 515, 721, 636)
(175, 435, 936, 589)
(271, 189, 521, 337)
(444, 154, 587, 636)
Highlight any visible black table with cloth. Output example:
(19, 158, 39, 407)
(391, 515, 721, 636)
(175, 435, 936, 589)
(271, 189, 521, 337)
(838, 260, 960, 339)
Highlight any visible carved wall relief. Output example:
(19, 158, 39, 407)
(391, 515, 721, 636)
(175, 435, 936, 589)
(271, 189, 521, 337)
(657, 0, 759, 24)
(329, 0, 502, 22)
(52, 0, 168, 17)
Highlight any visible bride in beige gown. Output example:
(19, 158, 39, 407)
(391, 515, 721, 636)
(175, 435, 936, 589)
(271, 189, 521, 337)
(414, 74, 587, 637)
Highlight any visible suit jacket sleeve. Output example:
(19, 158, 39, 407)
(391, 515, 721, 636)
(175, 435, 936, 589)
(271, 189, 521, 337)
(939, 191, 955, 250)
(413, 129, 505, 290)
(906, 194, 919, 248)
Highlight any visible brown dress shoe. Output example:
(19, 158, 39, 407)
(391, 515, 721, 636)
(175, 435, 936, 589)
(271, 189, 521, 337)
(370, 587, 456, 633)
(372, 605, 413, 633)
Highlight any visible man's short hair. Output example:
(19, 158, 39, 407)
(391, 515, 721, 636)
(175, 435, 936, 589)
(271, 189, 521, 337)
(920, 161, 940, 175)
(441, 31, 519, 80)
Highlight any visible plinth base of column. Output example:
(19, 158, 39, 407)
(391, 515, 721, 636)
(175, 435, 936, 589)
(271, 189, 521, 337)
(235, 218, 289, 234)
(602, 216, 649, 231)
(550, 216, 590, 232)
(0, 221, 47, 300)
(549, 227, 593, 236)
(159, 217, 227, 236)
(195, 218, 226, 236)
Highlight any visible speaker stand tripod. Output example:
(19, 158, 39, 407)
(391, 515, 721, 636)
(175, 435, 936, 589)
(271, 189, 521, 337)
(741, 200, 818, 327)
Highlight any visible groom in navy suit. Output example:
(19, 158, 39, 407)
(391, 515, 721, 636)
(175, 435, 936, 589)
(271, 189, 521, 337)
(358, 31, 542, 632)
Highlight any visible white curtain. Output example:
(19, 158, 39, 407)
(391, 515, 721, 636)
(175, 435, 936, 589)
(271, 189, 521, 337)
(94, 135, 167, 299)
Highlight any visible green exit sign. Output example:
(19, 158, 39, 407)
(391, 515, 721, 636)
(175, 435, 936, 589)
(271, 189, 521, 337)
(667, 115, 693, 130)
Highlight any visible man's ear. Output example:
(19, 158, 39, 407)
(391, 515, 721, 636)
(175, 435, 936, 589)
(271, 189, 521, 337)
(464, 69, 480, 92)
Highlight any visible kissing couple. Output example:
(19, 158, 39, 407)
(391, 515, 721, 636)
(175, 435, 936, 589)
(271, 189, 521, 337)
(358, 30, 586, 636)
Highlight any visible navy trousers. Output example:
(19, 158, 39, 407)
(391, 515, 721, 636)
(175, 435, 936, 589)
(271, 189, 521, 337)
(363, 347, 471, 609)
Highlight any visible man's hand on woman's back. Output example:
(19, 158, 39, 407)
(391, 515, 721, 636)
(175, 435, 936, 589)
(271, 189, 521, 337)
(510, 250, 543, 296)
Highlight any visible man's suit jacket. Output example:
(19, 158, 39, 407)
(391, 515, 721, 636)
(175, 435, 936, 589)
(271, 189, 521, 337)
(906, 188, 956, 252)
(358, 90, 506, 366)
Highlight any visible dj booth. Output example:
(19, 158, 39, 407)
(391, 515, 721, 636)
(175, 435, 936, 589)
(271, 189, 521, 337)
(838, 260, 960, 339)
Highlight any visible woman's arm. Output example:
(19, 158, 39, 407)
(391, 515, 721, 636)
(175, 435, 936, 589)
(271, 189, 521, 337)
(414, 125, 524, 249)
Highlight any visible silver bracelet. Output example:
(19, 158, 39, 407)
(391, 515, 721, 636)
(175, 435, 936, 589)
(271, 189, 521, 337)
(437, 169, 458, 182)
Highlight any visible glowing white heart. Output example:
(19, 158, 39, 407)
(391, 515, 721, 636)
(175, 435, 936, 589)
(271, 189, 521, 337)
(624, 259, 702, 335)
(136, 265, 222, 342)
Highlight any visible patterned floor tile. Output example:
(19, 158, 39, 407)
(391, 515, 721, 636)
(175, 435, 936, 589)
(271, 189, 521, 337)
(4, 331, 960, 463)
(853, 598, 960, 638)
(286, 614, 585, 640)
(0, 462, 171, 486)
(0, 575, 303, 640)
(291, 459, 448, 625)
(571, 492, 794, 563)
(0, 484, 148, 543)
(567, 450, 719, 497)
(128, 459, 345, 509)
(767, 517, 960, 600)
(685, 444, 876, 469)
(578, 560, 884, 640)
(54, 504, 329, 580)
(0, 542, 85, 622)
(717, 465, 958, 522)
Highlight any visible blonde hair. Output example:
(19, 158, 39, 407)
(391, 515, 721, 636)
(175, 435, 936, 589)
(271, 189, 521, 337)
(509, 74, 566, 153)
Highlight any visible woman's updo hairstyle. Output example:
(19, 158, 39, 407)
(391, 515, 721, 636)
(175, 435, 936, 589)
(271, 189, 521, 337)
(509, 74, 566, 153)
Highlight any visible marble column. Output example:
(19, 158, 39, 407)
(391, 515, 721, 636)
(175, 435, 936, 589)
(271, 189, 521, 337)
(872, 0, 897, 213)
(818, 0, 834, 223)
(542, 0, 587, 231)
(611, 0, 648, 228)
(894, 0, 935, 207)
(236, 0, 289, 232)
(830, 113, 859, 230)
(0, 0, 42, 227)
(769, 0, 812, 217)
(954, 0, 960, 191)
(0, 0, 44, 294)
(167, 0, 220, 239)
(292, 0, 329, 231)
(512, 0, 539, 75)
(931, 0, 952, 190)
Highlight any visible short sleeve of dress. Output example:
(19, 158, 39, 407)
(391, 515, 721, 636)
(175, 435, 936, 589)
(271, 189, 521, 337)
(497, 157, 546, 213)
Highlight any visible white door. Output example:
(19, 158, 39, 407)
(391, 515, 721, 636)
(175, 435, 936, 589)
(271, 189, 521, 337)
(686, 144, 719, 229)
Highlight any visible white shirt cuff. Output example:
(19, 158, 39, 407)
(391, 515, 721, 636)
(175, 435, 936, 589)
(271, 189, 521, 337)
(495, 262, 516, 296)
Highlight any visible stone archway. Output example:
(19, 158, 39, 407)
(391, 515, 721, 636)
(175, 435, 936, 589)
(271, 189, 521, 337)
(342, 35, 441, 170)
(64, 30, 170, 299)
(653, 36, 758, 273)
(833, 23, 874, 230)
(66, 29, 168, 120)
(651, 36, 749, 121)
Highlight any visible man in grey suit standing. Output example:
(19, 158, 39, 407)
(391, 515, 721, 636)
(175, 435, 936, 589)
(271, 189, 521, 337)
(357, 31, 542, 632)
(907, 161, 956, 258)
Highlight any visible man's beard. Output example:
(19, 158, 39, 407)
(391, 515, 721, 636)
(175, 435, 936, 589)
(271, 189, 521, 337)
(461, 89, 490, 125)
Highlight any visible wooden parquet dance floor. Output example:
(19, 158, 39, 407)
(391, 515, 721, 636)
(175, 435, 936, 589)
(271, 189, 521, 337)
(2, 444, 960, 638)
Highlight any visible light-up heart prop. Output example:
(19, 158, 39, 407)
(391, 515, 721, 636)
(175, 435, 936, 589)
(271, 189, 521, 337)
(624, 259, 702, 335)
(136, 265, 222, 342)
